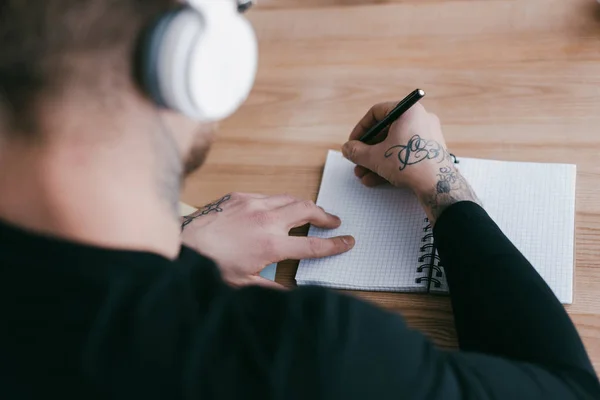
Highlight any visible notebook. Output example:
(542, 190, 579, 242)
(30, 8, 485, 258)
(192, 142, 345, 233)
(295, 150, 576, 304)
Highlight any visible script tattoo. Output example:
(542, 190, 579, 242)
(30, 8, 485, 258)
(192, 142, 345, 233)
(422, 166, 480, 223)
(384, 135, 452, 171)
(435, 166, 465, 194)
(181, 194, 232, 230)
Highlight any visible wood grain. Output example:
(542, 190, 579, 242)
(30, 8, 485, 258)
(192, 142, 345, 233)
(183, 0, 600, 372)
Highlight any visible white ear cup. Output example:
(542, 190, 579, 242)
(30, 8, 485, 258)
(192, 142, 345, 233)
(157, 10, 204, 119)
(155, 2, 258, 121)
(188, 7, 257, 121)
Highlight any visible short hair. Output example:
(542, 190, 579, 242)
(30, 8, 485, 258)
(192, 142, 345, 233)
(0, 0, 173, 134)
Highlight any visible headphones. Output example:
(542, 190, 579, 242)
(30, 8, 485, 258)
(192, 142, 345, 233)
(136, 0, 258, 122)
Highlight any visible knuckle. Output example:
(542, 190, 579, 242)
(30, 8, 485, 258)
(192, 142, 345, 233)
(404, 103, 426, 120)
(273, 194, 297, 207)
(412, 102, 426, 113)
(375, 102, 393, 111)
(240, 201, 257, 213)
(369, 104, 380, 114)
(246, 197, 264, 210)
(307, 237, 325, 258)
(428, 112, 441, 126)
(301, 200, 317, 211)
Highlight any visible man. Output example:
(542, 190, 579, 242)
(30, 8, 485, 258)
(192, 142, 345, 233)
(0, 1, 598, 399)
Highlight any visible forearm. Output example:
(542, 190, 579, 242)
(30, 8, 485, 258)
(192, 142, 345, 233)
(432, 200, 595, 376)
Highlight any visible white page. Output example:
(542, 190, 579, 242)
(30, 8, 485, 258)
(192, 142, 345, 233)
(296, 150, 430, 292)
(451, 158, 576, 304)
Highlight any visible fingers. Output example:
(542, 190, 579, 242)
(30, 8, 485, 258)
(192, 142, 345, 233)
(349, 102, 398, 141)
(278, 235, 355, 260)
(349, 101, 429, 143)
(354, 166, 387, 187)
(274, 200, 342, 230)
(361, 172, 388, 187)
(367, 126, 390, 145)
(354, 165, 369, 178)
(342, 140, 378, 171)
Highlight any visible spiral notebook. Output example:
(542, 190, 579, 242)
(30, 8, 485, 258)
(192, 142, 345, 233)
(295, 150, 576, 304)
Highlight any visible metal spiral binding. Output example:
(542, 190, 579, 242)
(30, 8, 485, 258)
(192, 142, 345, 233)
(420, 242, 434, 251)
(415, 276, 442, 288)
(431, 251, 446, 290)
(418, 253, 441, 264)
(417, 262, 443, 278)
(416, 251, 444, 277)
(415, 217, 436, 286)
(421, 233, 434, 242)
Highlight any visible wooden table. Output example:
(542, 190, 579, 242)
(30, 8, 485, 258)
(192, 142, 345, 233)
(182, 0, 600, 372)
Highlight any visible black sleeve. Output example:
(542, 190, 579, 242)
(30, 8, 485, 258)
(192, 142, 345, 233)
(196, 280, 599, 399)
(434, 202, 593, 367)
(188, 202, 599, 399)
(432, 201, 600, 398)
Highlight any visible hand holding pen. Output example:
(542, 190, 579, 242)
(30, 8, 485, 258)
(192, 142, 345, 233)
(341, 89, 455, 193)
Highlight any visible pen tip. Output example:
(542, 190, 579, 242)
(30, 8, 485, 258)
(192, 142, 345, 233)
(417, 89, 426, 97)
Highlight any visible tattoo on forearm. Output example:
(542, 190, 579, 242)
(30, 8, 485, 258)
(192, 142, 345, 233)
(421, 166, 480, 223)
(435, 166, 464, 193)
(384, 135, 452, 171)
(181, 194, 232, 230)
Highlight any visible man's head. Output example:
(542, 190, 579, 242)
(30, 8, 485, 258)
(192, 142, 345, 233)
(0, 0, 239, 176)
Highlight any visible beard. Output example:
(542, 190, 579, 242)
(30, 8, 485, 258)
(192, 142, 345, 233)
(183, 122, 216, 176)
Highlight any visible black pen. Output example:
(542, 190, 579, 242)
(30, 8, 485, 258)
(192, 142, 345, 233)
(359, 89, 426, 143)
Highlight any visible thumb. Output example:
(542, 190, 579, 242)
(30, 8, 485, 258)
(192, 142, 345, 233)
(342, 140, 373, 168)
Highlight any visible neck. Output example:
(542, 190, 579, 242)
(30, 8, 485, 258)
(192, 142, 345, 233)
(0, 105, 183, 260)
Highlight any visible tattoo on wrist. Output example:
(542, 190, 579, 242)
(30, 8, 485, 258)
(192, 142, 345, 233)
(421, 166, 480, 223)
(181, 194, 232, 230)
(384, 135, 452, 171)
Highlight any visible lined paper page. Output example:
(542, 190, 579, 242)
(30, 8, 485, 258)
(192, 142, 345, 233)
(455, 158, 576, 304)
(296, 150, 428, 292)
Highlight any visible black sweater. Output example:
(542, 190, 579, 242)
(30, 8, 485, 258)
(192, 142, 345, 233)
(0, 202, 598, 399)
